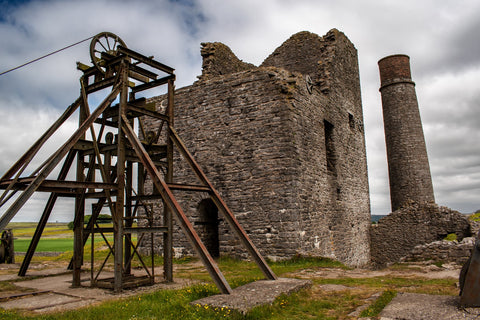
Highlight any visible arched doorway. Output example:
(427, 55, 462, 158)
(196, 198, 220, 258)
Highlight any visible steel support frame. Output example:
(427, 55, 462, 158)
(0, 44, 276, 294)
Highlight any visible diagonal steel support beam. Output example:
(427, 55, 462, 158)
(18, 150, 77, 276)
(168, 127, 277, 281)
(121, 115, 233, 294)
(0, 98, 82, 208)
(0, 97, 81, 182)
(0, 84, 121, 232)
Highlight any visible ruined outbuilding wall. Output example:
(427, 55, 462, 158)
(402, 237, 474, 265)
(143, 29, 371, 267)
(370, 202, 471, 267)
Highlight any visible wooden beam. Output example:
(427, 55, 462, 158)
(117, 46, 174, 74)
(131, 74, 175, 94)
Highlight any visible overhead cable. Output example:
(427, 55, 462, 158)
(0, 35, 94, 76)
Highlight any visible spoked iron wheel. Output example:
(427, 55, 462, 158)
(90, 32, 126, 74)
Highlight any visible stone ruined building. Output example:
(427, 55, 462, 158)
(370, 202, 471, 267)
(141, 29, 371, 267)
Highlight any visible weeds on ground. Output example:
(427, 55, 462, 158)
(270, 254, 349, 273)
(0, 283, 241, 320)
(315, 276, 458, 295)
(0, 255, 460, 319)
(360, 289, 397, 317)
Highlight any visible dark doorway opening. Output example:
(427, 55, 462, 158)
(196, 198, 220, 258)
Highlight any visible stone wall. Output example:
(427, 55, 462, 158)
(402, 238, 474, 265)
(197, 42, 255, 81)
(370, 202, 471, 267)
(141, 29, 371, 267)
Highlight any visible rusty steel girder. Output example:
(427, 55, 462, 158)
(0, 31, 276, 294)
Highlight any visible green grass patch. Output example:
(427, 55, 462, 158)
(6, 223, 71, 239)
(270, 255, 348, 274)
(0, 283, 242, 320)
(360, 289, 397, 317)
(469, 212, 480, 221)
(0, 282, 365, 320)
(247, 288, 364, 320)
(315, 276, 458, 295)
(0, 256, 462, 320)
(177, 255, 348, 288)
(14, 236, 122, 253)
(14, 238, 74, 252)
(7, 222, 119, 239)
(8, 221, 136, 253)
(444, 233, 457, 241)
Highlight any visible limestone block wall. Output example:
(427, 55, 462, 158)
(260, 30, 370, 265)
(370, 202, 471, 267)
(141, 29, 371, 267)
(402, 238, 474, 265)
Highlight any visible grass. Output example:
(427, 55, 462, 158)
(360, 290, 397, 317)
(6, 223, 71, 238)
(0, 223, 462, 319)
(270, 254, 348, 272)
(0, 284, 241, 320)
(444, 233, 457, 241)
(14, 236, 122, 253)
(14, 238, 74, 252)
(0, 256, 460, 320)
(0, 264, 367, 320)
(7, 222, 135, 253)
(469, 212, 480, 221)
(315, 276, 458, 295)
(172, 255, 348, 287)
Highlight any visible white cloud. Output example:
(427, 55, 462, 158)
(0, 0, 479, 222)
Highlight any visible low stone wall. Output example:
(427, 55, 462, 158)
(402, 238, 474, 265)
(370, 202, 471, 268)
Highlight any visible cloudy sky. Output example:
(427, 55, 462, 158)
(0, 0, 479, 222)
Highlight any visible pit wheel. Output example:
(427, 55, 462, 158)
(90, 32, 126, 74)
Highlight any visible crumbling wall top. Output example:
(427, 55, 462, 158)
(261, 30, 333, 72)
(198, 42, 255, 81)
(196, 29, 358, 97)
(260, 29, 355, 94)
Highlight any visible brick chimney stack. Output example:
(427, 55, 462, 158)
(378, 54, 435, 211)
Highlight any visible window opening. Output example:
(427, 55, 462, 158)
(324, 120, 337, 176)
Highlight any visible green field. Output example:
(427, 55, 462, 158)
(6, 222, 72, 238)
(14, 238, 74, 252)
(6, 222, 124, 252)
